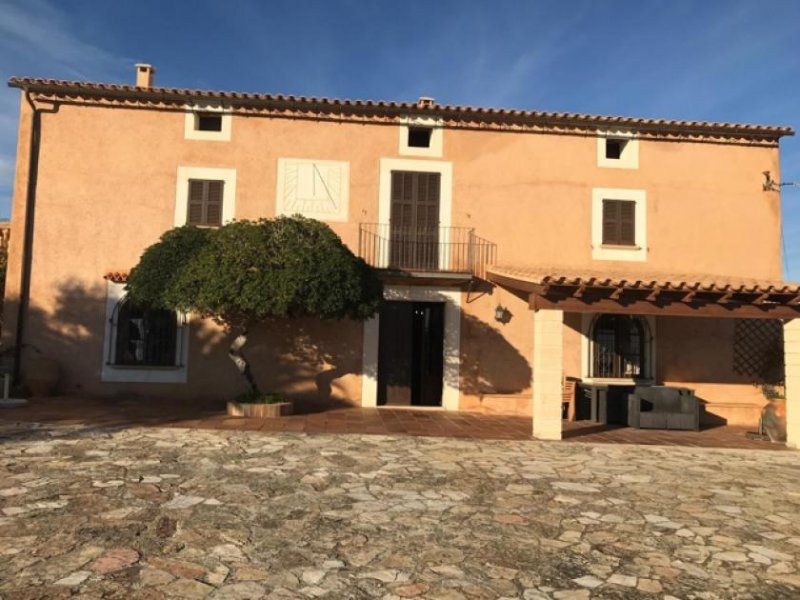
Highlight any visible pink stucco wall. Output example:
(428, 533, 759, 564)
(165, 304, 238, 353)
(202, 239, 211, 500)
(2, 91, 786, 424)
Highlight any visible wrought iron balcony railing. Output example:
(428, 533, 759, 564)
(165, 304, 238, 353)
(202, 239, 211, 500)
(358, 223, 497, 279)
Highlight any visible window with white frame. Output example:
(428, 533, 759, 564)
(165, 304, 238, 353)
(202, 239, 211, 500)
(596, 130, 639, 169)
(101, 281, 189, 383)
(111, 301, 179, 367)
(399, 116, 443, 157)
(184, 104, 232, 141)
(591, 188, 647, 261)
(175, 166, 236, 227)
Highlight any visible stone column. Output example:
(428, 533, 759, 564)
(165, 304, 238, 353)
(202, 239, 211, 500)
(784, 319, 800, 449)
(533, 309, 564, 440)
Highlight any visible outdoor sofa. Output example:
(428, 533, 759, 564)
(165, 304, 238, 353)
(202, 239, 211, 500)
(627, 386, 702, 431)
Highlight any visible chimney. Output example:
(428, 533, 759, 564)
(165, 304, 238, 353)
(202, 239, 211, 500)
(135, 64, 155, 88)
(417, 96, 435, 108)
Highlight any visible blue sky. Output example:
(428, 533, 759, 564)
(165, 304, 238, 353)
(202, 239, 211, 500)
(0, 0, 798, 275)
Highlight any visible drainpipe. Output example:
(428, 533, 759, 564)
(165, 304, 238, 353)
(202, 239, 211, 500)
(12, 90, 46, 384)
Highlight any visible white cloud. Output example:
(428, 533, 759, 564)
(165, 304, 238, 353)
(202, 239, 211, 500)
(0, 0, 130, 80)
(0, 0, 131, 218)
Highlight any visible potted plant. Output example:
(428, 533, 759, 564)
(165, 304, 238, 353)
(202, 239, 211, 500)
(227, 389, 293, 418)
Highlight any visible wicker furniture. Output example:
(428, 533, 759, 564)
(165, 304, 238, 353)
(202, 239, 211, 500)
(627, 386, 701, 431)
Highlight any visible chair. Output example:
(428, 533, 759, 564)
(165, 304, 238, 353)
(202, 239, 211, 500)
(562, 377, 578, 421)
(627, 386, 701, 431)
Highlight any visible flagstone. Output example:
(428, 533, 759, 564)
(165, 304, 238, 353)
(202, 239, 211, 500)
(0, 421, 797, 599)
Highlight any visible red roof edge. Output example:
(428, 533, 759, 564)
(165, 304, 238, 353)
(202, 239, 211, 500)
(7, 76, 794, 139)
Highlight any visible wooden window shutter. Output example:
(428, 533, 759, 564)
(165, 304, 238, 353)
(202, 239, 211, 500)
(205, 180, 224, 226)
(418, 173, 440, 230)
(602, 199, 619, 244)
(619, 200, 635, 245)
(186, 179, 224, 226)
(602, 199, 636, 246)
(187, 180, 205, 225)
(390, 172, 415, 229)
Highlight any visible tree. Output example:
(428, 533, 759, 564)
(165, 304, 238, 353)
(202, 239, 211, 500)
(125, 217, 382, 396)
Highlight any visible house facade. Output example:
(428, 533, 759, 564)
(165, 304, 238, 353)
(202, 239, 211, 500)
(4, 65, 799, 444)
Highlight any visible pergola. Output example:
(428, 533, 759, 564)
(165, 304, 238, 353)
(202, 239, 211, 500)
(486, 265, 800, 447)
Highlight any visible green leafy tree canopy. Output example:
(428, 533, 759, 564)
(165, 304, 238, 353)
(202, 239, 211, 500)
(126, 217, 382, 394)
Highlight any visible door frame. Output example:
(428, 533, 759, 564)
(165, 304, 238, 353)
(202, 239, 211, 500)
(361, 285, 461, 411)
(377, 158, 453, 269)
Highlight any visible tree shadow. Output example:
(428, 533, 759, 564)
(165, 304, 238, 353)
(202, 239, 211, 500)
(2, 278, 533, 426)
(4, 279, 107, 397)
(458, 312, 531, 396)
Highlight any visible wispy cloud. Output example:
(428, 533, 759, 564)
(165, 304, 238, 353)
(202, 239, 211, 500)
(0, 0, 130, 218)
(0, 0, 129, 80)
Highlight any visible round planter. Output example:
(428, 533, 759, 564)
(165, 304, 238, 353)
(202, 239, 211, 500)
(227, 401, 293, 418)
(24, 356, 61, 397)
(761, 398, 786, 443)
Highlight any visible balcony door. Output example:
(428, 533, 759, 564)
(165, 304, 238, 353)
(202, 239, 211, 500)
(389, 171, 441, 271)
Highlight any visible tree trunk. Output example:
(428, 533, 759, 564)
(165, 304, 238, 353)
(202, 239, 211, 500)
(228, 327, 260, 394)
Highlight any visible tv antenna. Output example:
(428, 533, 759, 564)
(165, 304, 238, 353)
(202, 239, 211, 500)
(763, 171, 800, 191)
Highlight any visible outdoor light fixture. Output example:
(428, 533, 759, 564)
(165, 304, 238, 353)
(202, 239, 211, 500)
(494, 305, 510, 324)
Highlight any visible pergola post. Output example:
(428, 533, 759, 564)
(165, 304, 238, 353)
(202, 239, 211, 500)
(533, 309, 564, 440)
(784, 319, 800, 449)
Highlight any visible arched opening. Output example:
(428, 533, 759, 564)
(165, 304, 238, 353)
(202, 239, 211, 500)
(590, 314, 652, 379)
(109, 299, 179, 367)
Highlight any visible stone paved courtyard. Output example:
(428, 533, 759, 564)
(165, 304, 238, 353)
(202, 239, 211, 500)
(0, 422, 798, 599)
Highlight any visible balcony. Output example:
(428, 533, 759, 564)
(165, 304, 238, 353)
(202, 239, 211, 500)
(358, 223, 497, 279)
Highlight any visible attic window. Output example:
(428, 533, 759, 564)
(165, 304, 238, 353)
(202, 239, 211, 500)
(408, 126, 433, 148)
(195, 112, 223, 132)
(597, 133, 639, 169)
(605, 138, 626, 160)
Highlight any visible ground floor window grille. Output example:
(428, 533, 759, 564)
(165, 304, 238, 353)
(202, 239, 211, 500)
(108, 300, 182, 367)
(591, 314, 650, 378)
(733, 319, 784, 383)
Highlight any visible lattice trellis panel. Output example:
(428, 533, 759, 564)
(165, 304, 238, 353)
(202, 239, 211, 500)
(733, 319, 784, 383)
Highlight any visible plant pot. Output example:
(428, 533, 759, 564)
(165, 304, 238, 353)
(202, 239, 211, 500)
(761, 398, 786, 443)
(226, 401, 293, 418)
(24, 356, 61, 397)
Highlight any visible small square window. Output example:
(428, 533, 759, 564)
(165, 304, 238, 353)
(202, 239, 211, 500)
(195, 112, 223, 132)
(597, 133, 638, 169)
(605, 138, 626, 160)
(408, 127, 433, 148)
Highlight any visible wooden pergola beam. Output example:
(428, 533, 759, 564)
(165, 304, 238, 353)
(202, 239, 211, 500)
(753, 293, 771, 305)
(529, 293, 800, 319)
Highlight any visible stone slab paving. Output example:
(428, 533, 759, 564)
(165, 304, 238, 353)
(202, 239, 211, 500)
(0, 421, 798, 599)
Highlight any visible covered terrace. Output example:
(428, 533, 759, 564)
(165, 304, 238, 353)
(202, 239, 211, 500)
(487, 265, 800, 447)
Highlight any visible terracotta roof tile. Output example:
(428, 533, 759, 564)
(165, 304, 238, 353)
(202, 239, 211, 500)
(103, 272, 129, 284)
(487, 265, 800, 295)
(7, 76, 794, 139)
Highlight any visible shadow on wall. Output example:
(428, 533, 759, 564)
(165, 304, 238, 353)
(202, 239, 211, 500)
(200, 318, 366, 411)
(186, 311, 378, 408)
(6, 280, 368, 408)
(7, 280, 107, 396)
(10, 280, 531, 409)
(457, 312, 532, 396)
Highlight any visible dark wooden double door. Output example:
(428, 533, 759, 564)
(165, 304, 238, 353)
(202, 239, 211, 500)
(377, 301, 444, 407)
(389, 171, 441, 271)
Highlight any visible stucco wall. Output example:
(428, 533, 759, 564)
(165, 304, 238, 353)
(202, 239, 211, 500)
(2, 95, 784, 423)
